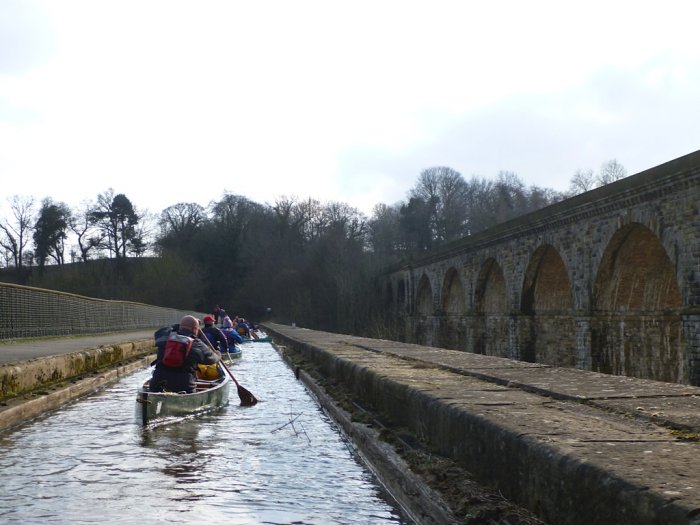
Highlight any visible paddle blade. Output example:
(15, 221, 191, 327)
(238, 385, 258, 406)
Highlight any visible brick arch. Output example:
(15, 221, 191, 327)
(520, 245, 576, 365)
(473, 258, 509, 357)
(397, 279, 406, 310)
(521, 245, 574, 315)
(415, 274, 434, 346)
(441, 267, 465, 314)
(591, 223, 685, 382)
(384, 281, 394, 310)
(593, 223, 681, 312)
(416, 274, 433, 315)
(474, 258, 507, 314)
(438, 267, 467, 351)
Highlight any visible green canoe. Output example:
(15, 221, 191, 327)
(136, 373, 231, 427)
(247, 330, 272, 343)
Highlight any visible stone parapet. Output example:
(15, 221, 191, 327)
(0, 338, 154, 399)
(0, 337, 155, 433)
(266, 322, 700, 525)
(0, 356, 152, 434)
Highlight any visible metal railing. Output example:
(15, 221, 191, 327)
(0, 282, 201, 340)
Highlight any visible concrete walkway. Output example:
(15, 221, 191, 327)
(265, 323, 700, 525)
(0, 329, 157, 434)
(0, 330, 155, 364)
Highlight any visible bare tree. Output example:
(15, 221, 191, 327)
(68, 201, 103, 261)
(321, 201, 368, 244)
(155, 202, 206, 256)
(0, 246, 11, 267)
(597, 159, 628, 186)
(0, 195, 35, 268)
(493, 171, 527, 224)
(159, 202, 206, 238)
(133, 209, 157, 257)
(268, 196, 305, 249)
(368, 203, 401, 257)
(410, 166, 469, 242)
(569, 168, 596, 194)
(295, 197, 326, 242)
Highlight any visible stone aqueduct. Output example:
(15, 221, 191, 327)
(383, 149, 700, 385)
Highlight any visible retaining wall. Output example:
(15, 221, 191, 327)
(0, 336, 155, 433)
(265, 323, 700, 525)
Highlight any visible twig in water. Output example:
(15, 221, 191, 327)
(299, 423, 311, 444)
(271, 412, 304, 433)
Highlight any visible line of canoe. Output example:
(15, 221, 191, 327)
(136, 329, 270, 427)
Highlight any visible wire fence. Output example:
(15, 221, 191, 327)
(0, 282, 203, 340)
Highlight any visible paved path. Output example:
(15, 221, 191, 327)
(0, 330, 155, 365)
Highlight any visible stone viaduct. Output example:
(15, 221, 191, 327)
(382, 149, 700, 385)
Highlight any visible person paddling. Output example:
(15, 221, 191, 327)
(201, 315, 229, 353)
(149, 315, 221, 393)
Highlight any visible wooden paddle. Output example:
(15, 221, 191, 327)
(199, 328, 258, 406)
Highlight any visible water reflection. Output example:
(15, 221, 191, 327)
(0, 344, 406, 524)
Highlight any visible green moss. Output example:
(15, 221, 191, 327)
(0, 374, 20, 397)
(351, 411, 374, 425)
(670, 429, 700, 441)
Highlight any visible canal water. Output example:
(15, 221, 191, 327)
(0, 343, 407, 524)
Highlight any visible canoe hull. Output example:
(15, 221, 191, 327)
(136, 375, 232, 427)
(248, 330, 272, 343)
(226, 347, 243, 359)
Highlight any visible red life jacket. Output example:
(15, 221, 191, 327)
(162, 333, 194, 368)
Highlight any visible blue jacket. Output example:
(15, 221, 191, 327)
(222, 327, 244, 344)
(202, 324, 229, 352)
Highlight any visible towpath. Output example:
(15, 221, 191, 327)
(0, 330, 154, 365)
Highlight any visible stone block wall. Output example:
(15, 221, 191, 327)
(384, 149, 700, 385)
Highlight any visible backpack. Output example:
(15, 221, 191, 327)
(154, 325, 173, 347)
(162, 333, 194, 368)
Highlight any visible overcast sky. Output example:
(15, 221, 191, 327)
(1, 1, 699, 219)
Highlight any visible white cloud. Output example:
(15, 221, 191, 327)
(2, 0, 700, 218)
